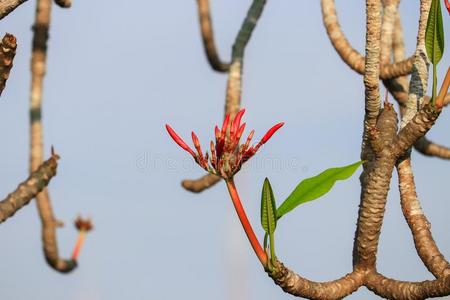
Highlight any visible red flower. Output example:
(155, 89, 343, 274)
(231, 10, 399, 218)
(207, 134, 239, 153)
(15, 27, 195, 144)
(166, 109, 284, 178)
(446, 0, 450, 15)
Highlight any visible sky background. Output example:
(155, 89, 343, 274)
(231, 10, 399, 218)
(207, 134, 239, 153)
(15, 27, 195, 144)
(0, 0, 449, 299)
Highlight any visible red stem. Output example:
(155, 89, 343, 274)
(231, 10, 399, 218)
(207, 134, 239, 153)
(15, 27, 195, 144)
(71, 231, 86, 261)
(225, 178, 268, 266)
(436, 66, 450, 109)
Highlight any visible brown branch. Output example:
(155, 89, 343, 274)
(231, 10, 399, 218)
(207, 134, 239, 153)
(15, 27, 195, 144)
(195, 0, 229, 72)
(0, 0, 28, 20)
(183, 0, 267, 193)
(385, 77, 450, 159)
(321, 0, 414, 80)
(353, 0, 398, 271)
(383, 11, 450, 160)
(397, 158, 450, 278)
(29, 0, 77, 273)
(268, 261, 364, 300)
(0, 33, 17, 96)
(394, 104, 441, 157)
(414, 137, 450, 159)
(367, 272, 450, 299)
(0, 154, 58, 224)
(380, 0, 400, 65)
(181, 173, 220, 193)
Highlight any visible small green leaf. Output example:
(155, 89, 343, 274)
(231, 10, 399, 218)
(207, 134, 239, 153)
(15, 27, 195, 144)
(261, 178, 277, 235)
(276, 161, 363, 219)
(425, 0, 445, 65)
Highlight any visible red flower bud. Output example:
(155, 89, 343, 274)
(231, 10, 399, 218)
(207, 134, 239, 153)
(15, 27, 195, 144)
(221, 114, 230, 138)
(231, 109, 245, 137)
(260, 122, 284, 144)
(166, 124, 196, 157)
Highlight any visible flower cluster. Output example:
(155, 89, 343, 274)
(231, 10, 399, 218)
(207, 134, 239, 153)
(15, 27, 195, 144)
(166, 109, 284, 178)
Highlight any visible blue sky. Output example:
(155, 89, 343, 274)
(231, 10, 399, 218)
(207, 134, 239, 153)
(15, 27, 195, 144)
(0, 1, 449, 299)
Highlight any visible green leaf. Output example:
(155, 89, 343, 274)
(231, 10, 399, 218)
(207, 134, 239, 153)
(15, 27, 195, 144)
(276, 161, 363, 219)
(425, 0, 445, 65)
(260, 178, 277, 235)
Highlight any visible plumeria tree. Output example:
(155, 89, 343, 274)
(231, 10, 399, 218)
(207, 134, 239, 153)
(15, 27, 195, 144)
(167, 0, 450, 298)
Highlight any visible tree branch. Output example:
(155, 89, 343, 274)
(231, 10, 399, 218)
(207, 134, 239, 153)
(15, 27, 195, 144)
(268, 261, 364, 300)
(394, 103, 440, 157)
(366, 272, 450, 299)
(0, 154, 58, 224)
(0, 0, 28, 20)
(321, 0, 413, 80)
(29, 0, 77, 273)
(414, 137, 450, 159)
(397, 158, 450, 278)
(195, 0, 229, 72)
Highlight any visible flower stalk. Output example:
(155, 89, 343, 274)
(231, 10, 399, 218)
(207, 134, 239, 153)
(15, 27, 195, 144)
(71, 216, 93, 261)
(226, 177, 268, 266)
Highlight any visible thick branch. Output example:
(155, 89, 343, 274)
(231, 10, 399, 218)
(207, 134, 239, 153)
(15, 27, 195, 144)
(268, 261, 364, 300)
(414, 137, 450, 159)
(195, 0, 229, 72)
(400, 0, 430, 129)
(384, 16, 450, 160)
(0, 0, 28, 20)
(0, 33, 17, 96)
(397, 158, 450, 278)
(367, 272, 450, 299)
(394, 104, 440, 157)
(29, 0, 77, 274)
(380, 0, 400, 65)
(0, 155, 58, 224)
(321, 0, 413, 80)
(353, 0, 398, 271)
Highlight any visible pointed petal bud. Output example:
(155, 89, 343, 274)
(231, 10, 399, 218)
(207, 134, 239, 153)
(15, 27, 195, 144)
(166, 124, 197, 157)
(192, 131, 206, 167)
(221, 114, 231, 137)
(236, 123, 246, 141)
(232, 123, 246, 150)
(242, 129, 255, 153)
(231, 109, 245, 138)
(210, 140, 217, 168)
(260, 122, 284, 144)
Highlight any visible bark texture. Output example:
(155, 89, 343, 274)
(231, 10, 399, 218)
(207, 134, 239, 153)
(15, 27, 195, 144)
(269, 262, 364, 300)
(397, 158, 450, 278)
(0, 33, 16, 96)
(0, 0, 28, 20)
(0, 154, 58, 223)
